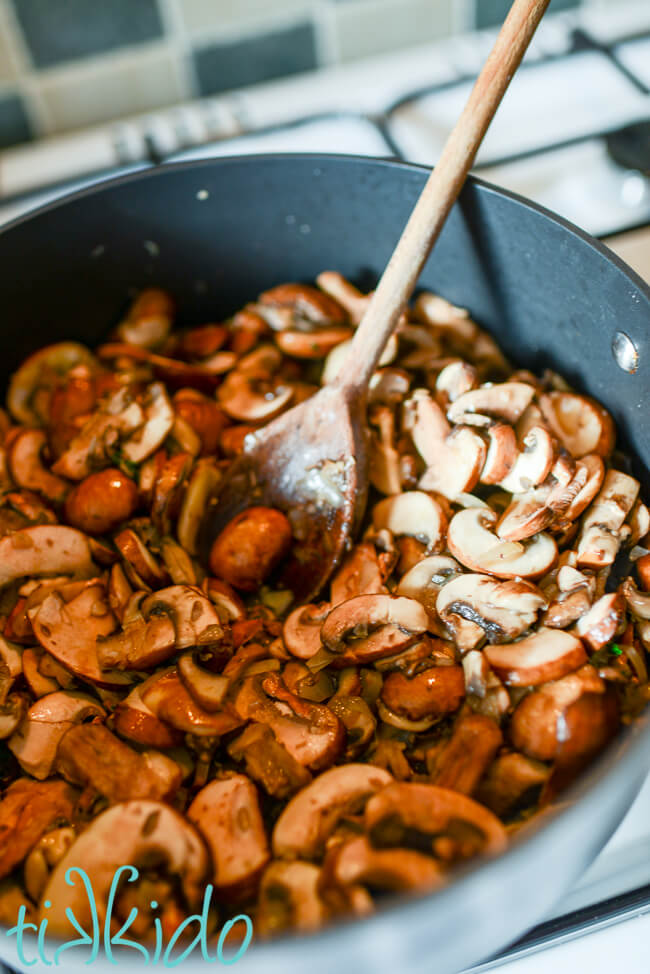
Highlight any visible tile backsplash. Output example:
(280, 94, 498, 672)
(0, 0, 600, 149)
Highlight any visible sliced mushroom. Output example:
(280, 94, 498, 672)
(23, 825, 77, 904)
(41, 801, 208, 937)
(7, 429, 69, 503)
(113, 527, 168, 588)
(283, 602, 330, 660)
(380, 665, 465, 721)
(232, 672, 344, 771)
(575, 592, 626, 651)
(484, 627, 586, 685)
(325, 835, 443, 894)
(8, 342, 97, 427)
(447, 508, 557, 579)
(365, 782, 507, 859)
(437, 574, 546, 651)
(321, 594, 429, 664)
(561, 454, 605, 522)
(396, 555, 463, 617)
(0, 778, 78, 880)
(113, 684, 183, 749)
(272, 764, 393, 859)
(480, 423, 518, 485)
(257, 861, 328, 937)
(95, 598, 177, 670)
(404, 390, 486, 499)
(188, 775, 269, 901)
(141, 584, 223, 649)
(115, 288, 174, 348)
(498, 426, 555, 494)
(29, 582, 133, 688)
(228, 723, 312, 799)
(539, 392, 615, 458)
(577, 469, 640, 568)
(121, 382, 174, 464)
(435, 360, 478, 404)
(176, 458, 221, 555)
(330, 543, 385, 606)
(475, 752, 551, 817)
(368, 404, 402, 496)
(373, 491, 446, 552)
(447, 381, 535, 427)
(429, 713, 502, 795)
(623, 577, 650, 620)
(8, 690, 105, 779)
(0, 525, 95, 590)
(218, 361, 294, 422)
(56, 723, 182, 803)
(141, 667, 243, 737)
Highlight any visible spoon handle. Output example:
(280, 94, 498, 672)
(334, 0, 551, 398)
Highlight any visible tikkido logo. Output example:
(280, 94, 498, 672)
(6, 866, 253, 967)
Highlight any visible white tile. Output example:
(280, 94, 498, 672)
(36, 46, 186, 133)
(330, 0, 455, 63)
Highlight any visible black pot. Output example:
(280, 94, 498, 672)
(0, 154, 649, 974)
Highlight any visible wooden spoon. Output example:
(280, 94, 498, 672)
(202, 0, 551, 601)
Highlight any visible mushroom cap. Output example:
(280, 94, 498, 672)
(0, 526, 95, 590)
(273, 764, 393, 860)
(8, 690, 105, 779)
(41, 801, 209, 936)
(447, 507, 557, 579)
(373, 491, 446, 549)
(283, 602, 330, 660)
(484, 627, 587, 686)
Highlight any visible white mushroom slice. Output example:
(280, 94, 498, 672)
(435, 361, 478, 403)
(498, 426, 555, 494)
(414, 292, 477, 343)
(539, 392, 615, 458)
(188, 775, 269, 900)
(368, 366, 410, 405)
(622, 578, 650, 620)
(218, 365, 293, 422)
(177, 460, 221, 556)
(0, 526, 95, 590)
(141, 585, 223, 649)
(121, 382, 174, 464)
(257, 861, 328, 935)
(321, 594, 429, 664)
(7, 342, 97, 426)
(52, 386, 144, 481)
(29, 584, 131, 688)
(627, 500, 650, 548)
(283, 603, 330, 660)
(577, 469, 640, 568)
(575, 593, 626, 651)
(316, 271, 369, 323)
(480, 423, 518, 485)
(8, 691, 105, 779)
(41, 801, 208, 938)
(273, 764, 393, 860)
(437, 574, 546, 651)
(326, 835, 443, 894)
(484, 628, 586, 686)
(397, 555, 464, 617)
(0, 636, 23, 684)
(496, 488, 554, 542)
(368, 405, 401, 495)
(448, 508, 557, 579)
(373, 491, 446, 550)
(8, 430, 68, 504)
(448, 382, 535, 427)
(404, 390, 486, 499)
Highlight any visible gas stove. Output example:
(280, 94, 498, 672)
(0, 3, 649, 972)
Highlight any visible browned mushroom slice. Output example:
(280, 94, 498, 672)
(323, 335, 398, 385)
(113, 684, 183, 749)
(484, 628, 586, 686)
(435, 360, 478, 405)
(150, 452, 193, 535)
(228, 723, 312, 799)
(98, 341, 233, 388)
(188, 775, 269, 901)
(29, 583, 133, 688)
(0, 525, 95, 590)
(556, 454, 605, 522)
(447, 381, 535, 427)
(276, 326, 353, 359)
(321, 594, 429, 664)
(56, 723, 182, 803)
(396, 555, 463, 618)
(330, 543, 385, 606)
(577, 469, 640, 568)
(429, 713, 503, 795)
(283, 602, 330, 660)
(41, 801, 208, 938)
(272, 764, 393, 859)
(380, 664, 465, 721)
(404, 390, 486, 499)
(217, 364, 293, 423)
(232, 672, 344, 771)
(328, 694, 376, 757)
(622, 577, 650, 620)
(95, 604, 176, 671)
(8, 690, 105, 779)
(19, 648, 57, 699)
(543, 586, 593, 630)
(368, 366, 411, 405)
(365, 782, 507, 859)
(510, 665, 611, 761)
(497, 426, 555, 494)
(0, 778, 78, 880)
(575, 593, 626, 651)
(7, 429, 69, 503)
(115, 288, 174, 348)
(368, 404, 402, 496)
(177, 458, 221, 556)
(257, 282, 348, 328)
(437, 574, 546, 651)
(141, 667, 244, 737)
(539, 392, 615, 458)
(373, 491, 447, 553)
(0, 692, 28, 739)
(141, 584, 223, 649)
(475, 752, 551, 817)
(447, 508, 557, 579)
(325, 835, 444, 894)
(496, 489, 555, 542)
(121, 382, 174, 464)
(113, 527, 169, 588)
(7, 342, 98, 427)
(257, 861, 329, 937)
(480, 423, 518, 485)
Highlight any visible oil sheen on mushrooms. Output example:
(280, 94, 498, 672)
(0, 277, 647, 947)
